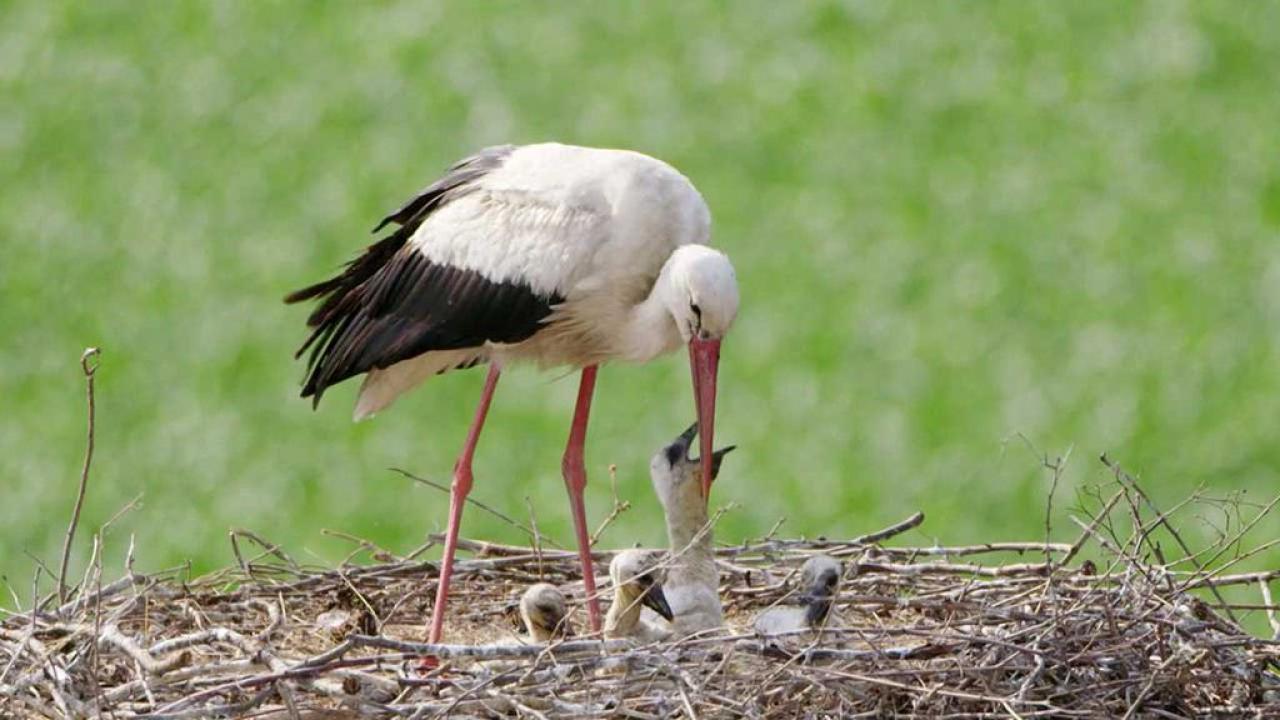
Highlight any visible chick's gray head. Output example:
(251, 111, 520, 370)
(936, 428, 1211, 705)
(520, 583, 571, 640)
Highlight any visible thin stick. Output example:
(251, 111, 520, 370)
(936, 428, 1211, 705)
(1102, 455, 1247, 625)
(1259, 580, 1280, 640)
(851, 511, 925, 545)
(0, 568, 41, 686)
(1061, 489, 1124, 566)
(391, 467, 561, 548)
(59, 347, 100, 604)
(526, 497, 545, 582)
(590, 463, 631, 545)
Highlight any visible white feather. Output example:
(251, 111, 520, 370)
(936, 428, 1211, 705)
(409, 143, 711, 297)
(354, 350, 483, 420)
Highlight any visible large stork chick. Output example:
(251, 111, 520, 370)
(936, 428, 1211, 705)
(649, 422, 734, 636)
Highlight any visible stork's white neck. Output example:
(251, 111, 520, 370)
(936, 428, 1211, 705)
(617, 244, 738, 363)
(618, 286, 683, 362)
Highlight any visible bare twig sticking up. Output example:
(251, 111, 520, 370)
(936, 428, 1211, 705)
(590, 463, 631, 545)
(58, 347, 100, 604)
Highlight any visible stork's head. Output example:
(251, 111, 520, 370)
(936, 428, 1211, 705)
(519, 582, 571, 642)
(650, 422, 735, 512)
(663, 244, 739, 498)
(665, 245, 740, 343)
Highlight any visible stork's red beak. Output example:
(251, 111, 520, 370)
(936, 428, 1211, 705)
(689, 336, 721, 499)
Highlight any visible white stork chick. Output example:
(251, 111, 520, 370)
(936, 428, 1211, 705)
(650, 423, 733, 636)
(754, 555, 844, 636)
(604, 549, 674, 642)
(519, 583, 571, 643)
(287, 143, 740, 642)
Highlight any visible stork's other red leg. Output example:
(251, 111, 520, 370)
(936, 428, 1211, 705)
(562, 365, 603, 632)
(427, 365, 501, 645)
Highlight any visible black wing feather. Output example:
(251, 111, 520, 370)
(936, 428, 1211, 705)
(371, 144, 515, 233)
(285, 144, 560, 405)
(298, 252, 561, 402)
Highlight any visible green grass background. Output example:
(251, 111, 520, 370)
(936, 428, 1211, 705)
(3, 2, 1278, 617)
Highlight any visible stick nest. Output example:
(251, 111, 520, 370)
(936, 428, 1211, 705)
(4, 472, 1280, 719)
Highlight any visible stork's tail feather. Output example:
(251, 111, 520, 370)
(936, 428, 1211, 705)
(283, 279, 339, 305)
(285, 144, 515, 408)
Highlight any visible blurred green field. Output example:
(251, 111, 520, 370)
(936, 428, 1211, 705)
(3, 1, 1278, 616)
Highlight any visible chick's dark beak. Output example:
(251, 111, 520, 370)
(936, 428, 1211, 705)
(802, 572, 838, 627)
(664, 422, 700, 466)
(709, 445, 736, 481)
(675, 422, 699, 451)
(640, 578, 674, 622)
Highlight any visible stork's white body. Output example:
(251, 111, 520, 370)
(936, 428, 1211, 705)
(288, 142, 738, 643)
(355, 144, 717, 419)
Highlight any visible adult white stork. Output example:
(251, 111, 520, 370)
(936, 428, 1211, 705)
(286, 143, 739, 642)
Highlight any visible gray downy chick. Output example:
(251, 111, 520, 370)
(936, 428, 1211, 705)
(520, 583, 572, 642)
(754, 554, 844, 636)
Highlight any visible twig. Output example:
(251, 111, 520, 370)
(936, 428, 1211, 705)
(850, 511, 925, 545)
(0, 568, 41, 686)
(1103, 454, 1247, 625)
(321, 529, 400, 563)
(391, 467, 562, 548)
(526, 497, 545, 581)
(1061, 490, 1124, 566)
(590, 463, 631, 545)
(228, 527, 299, 575)
(58, 347, 99, 604)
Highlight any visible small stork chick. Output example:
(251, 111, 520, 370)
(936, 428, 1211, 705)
(520, 583, 571, 643)
(650, 422, 734, 635)
(604, 550, 674, 642)
(754, 555, 844, 636)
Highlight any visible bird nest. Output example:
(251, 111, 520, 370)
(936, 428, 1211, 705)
(3, 461, 1280, 720)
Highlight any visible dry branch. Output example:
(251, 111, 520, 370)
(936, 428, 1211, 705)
(57, 348, 100, 604)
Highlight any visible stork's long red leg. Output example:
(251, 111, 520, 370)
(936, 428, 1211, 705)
(427, 364, 501, 644)
(562, 365, 603, 632)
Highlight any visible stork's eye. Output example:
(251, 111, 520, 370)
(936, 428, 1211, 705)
(690, 303, 701, 319)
